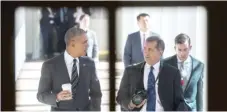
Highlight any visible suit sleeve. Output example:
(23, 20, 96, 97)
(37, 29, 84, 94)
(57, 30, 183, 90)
(197, 63, 204, 111)
(92, 32, 99, 62)
(174, 69, 188, 111)
(123, 35, 132, 67)
(37, 62, 58, 107)
(116, 68, 131, 111)
(89, 61, 102, 111)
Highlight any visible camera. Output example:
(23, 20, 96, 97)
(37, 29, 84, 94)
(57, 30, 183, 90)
(131, 89, 147, 106)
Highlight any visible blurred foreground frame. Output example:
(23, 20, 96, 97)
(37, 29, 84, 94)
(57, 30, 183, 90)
(2, 1, 227, 111)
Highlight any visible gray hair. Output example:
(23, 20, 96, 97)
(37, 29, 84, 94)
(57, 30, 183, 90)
(64, 27, 86, 46)
(146, 36, 165, 51)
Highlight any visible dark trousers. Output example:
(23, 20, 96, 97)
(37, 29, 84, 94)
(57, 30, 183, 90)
(41, 25, 54, 58)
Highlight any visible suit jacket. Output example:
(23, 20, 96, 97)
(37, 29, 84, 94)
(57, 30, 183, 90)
(40, 7, 56, 28)
(116, 61, 188, 111)
(37, 53, 102, 111)
(65, 8, 77, 29)
(123, 31, 159, 67)
(86, 29, 99, 62)
(164, 55, 204, 111)
(54, 8, 68, 30)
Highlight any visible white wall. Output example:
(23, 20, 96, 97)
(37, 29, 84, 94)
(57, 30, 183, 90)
(25, 9, 34, 55)
(25, 7, 42, 59)
(15, 7, 26, 80)
(87, 7, 109, 54)
(90, 18, 109, 52)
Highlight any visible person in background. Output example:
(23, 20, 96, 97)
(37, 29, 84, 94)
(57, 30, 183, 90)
(55, 7, 68, 53)
(40, 7, 56, 59)
(79, 14, 99, 62)
(123, 13, 159, 67)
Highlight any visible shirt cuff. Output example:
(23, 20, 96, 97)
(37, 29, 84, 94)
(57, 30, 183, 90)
(56, 99, 59, 102)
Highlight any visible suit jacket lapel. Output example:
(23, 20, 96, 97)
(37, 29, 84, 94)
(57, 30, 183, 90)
(158, 61, 165, 106)
(172, 55, 178, 68)
(78, 57, 85, 85)
(140, 62, 146, 90)
(184, 56, 199, 92)
(134, 62, 146, 91)
(57, 53, 70, 82)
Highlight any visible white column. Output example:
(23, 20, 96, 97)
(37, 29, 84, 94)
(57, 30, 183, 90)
(15, 7, 26, 80)
(31, 8, 42, 60)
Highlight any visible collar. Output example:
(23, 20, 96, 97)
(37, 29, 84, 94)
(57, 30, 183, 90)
(140, 30, 150, 36)
(177, 55, 191, 64)
(64, 50, 79, 65)
(145, 61, 160, 70)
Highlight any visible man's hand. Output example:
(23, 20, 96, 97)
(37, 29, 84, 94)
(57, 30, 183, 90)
(56, 90, 72, 101)
(128, 99, 147, 110)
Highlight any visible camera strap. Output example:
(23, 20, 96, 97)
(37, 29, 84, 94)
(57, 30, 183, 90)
(141, 61, 164, 84)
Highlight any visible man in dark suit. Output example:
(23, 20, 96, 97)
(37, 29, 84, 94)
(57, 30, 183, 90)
(37, 27, 102, 111)
(123, 13, 159, 67)
(65, 7, 78, 29)
(54, 7, 68, 53)
(164, 33, 204, 111)
(117, 36, 188, 111)
(40, 7, 57, 59)
(55, 7, 79, 53)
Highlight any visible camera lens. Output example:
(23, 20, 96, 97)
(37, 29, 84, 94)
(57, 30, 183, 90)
(132, 90, 147, 105)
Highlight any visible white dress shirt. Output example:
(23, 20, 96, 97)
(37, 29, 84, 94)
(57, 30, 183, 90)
(140, 61, 164, 111)
(64, 51, 79, 80)
(140, 31, 151, 50)
(177, 56, 192, 86)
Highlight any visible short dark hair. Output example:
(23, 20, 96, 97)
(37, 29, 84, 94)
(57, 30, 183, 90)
(175, 33, 191, 45)
(79, 14, 90, 21)
(64, 27, 86, 46)
(137, 13, 150, 21)
(146, 36, 165, 51)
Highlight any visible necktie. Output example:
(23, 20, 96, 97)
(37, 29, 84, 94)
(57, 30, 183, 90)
(143, 33, 146, 48)
(146, 66, 156, 111)
(179, 61, 187, 90)
(71, 59, 79, 98)
(179, 62, 184, 70)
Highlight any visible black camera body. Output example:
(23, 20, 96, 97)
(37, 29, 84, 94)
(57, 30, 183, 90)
(131, 89, 147, 106)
